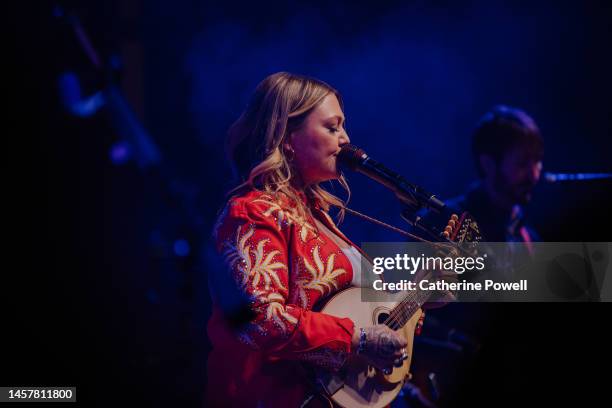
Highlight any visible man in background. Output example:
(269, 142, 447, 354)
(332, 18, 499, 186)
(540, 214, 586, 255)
(447, 105, 544, 245)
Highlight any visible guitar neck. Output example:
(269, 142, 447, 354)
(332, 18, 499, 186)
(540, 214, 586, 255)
(382, 211, 482, 330)
(384, 287, 433, 330)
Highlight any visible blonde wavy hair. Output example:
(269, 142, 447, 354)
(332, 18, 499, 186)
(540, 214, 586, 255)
(227, 72, 350, 222)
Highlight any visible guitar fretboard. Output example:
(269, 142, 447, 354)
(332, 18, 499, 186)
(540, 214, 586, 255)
(383, 286, 434, 330)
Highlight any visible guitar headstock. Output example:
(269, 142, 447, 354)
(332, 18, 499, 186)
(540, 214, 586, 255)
(442, 211, 482, 244)
(435, 211, 483, 261)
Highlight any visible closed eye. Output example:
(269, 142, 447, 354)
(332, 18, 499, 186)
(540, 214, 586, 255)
(328, 122, 346, 134)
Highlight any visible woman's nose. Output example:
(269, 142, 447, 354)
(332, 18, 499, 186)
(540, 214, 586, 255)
(339, 131, 350, 145)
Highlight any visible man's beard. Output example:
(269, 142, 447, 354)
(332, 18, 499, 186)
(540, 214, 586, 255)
(494, 171, 534, 206)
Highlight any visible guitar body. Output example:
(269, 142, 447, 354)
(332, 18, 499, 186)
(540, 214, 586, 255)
(316, 287, 423, 408)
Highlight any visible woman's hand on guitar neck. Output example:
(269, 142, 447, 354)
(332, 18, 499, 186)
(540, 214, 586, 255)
(351, 325, 408, 370)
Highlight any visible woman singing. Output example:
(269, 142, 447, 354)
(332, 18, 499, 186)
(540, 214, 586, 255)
(207, 72, 410, 407)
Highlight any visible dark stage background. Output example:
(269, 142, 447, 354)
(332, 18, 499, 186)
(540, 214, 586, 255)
(8, 0, 612, 406)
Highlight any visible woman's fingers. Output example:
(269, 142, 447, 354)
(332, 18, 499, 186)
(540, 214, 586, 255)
(358, 325, 410, 369)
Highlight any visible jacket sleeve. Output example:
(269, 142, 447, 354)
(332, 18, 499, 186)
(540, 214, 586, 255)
(213, 199, 355, 370)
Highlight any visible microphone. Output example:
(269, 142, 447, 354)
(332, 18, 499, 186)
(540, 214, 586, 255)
(337, 144, 446, 212)
(543, 172, 612, 183)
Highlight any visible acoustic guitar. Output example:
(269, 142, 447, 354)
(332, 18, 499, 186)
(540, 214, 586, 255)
(307, 211, 482, 408)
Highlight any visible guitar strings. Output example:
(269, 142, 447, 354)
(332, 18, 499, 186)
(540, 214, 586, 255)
(384, 274, 441, 329)
(385, 293, 424, 329)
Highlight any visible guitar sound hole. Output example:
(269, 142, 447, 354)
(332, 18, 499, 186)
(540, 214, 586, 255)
(377, 312, 390, 325)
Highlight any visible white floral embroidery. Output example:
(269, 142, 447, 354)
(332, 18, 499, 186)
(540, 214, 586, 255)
(252, 197, 316, 242)
(222, 225, 254, 289)
(254, 292, 298, 334)
(297, 246, 346, 306)
(251, 239, 287, 290)
(222, 225, 287, 291)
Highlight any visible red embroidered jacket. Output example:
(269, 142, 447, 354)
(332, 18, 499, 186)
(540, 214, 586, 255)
(206, 190, 363, 407)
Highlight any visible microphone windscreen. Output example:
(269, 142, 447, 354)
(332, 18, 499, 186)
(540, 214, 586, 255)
(337, 144, 367, 170)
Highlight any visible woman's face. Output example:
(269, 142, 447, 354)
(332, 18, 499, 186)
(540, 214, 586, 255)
(288, 93, 350, 185)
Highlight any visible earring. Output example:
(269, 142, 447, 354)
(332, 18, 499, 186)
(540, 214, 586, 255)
(285, 147, 295, 162)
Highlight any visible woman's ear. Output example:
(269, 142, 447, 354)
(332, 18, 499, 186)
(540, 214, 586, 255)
(282, 133, 298, 164)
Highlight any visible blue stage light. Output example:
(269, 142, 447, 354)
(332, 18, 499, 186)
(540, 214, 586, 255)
(173, 239, 191, 257)
(109, 141, 132, 165)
